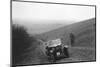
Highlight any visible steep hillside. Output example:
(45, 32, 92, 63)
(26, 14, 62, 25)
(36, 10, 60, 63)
(36, 18, 96, 47)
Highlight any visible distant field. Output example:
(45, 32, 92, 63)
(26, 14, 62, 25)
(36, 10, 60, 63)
(16, 18, 96, 65)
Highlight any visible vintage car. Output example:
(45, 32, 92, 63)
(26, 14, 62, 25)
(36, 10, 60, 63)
(45, 38, 69, 62)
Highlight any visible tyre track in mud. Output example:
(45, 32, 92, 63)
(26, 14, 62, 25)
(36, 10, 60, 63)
(18, 43, 95, 65)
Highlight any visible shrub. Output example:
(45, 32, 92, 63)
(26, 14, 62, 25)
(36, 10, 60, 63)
(12, 24, 35, 64)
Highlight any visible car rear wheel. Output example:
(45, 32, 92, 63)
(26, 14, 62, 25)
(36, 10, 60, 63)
(63, 47, 69, 58)
(48, 55, 56, 63)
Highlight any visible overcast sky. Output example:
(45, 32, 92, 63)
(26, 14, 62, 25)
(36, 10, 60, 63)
(12, 1, 95, 24)
(12, 1, 95, 34)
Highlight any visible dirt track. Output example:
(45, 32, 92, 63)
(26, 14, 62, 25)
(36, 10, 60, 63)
(17, 44, 95, 65)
